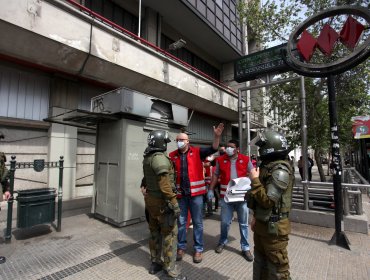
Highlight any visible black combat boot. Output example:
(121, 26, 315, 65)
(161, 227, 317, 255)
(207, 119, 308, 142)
(149, 262, 162, 274)
(0, 256, 6, 264)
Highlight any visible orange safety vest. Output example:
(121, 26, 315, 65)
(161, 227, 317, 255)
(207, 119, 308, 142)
(169, 146, 206, 198)
(217, 153, 250, 198)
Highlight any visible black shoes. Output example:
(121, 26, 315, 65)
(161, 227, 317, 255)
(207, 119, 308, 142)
(0, 256, 6, 264)
(242, 250, 254, 262)
(215, 244, 225, 253)
(149, 262, 162, 274)
(176, 249, 185, 261)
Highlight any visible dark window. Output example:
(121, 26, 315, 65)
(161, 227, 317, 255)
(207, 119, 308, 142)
(83, 0, 138, 34)
(161, 35, 220, 81)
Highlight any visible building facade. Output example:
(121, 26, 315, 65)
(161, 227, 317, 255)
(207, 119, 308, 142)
(0, 0, 265, 201)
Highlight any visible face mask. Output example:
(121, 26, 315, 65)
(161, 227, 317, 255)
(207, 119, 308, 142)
(177, 141, 186, 149)
(225, 147, 235, 156)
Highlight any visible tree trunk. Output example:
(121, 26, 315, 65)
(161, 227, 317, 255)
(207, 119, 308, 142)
(314, 150, 326, 182)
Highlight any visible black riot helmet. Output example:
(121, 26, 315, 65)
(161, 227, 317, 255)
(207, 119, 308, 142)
(250, 129, 290, 159)
(144, 130, 171, 155)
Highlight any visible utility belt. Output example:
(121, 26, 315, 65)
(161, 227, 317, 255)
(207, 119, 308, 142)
(267, 212, 289, 236)
(269, 212, 289, 222)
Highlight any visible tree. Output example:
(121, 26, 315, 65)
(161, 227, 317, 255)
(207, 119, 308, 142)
(238, 0, 370, 181)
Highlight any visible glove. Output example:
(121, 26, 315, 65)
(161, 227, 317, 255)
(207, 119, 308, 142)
(168, 202, 181, 218)
(207, 189, 214, 201)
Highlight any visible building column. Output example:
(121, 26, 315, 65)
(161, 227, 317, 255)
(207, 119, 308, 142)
(48, 107, 77, 200)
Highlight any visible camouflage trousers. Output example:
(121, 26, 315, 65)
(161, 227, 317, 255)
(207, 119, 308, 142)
(253, 232, 290, 280)
(145, 196, 177, 274)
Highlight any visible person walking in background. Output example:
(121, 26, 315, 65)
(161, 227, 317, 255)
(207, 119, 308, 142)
(203, 156, 215, 217)
(307, 155, 314, 181)
(213, 144, 226, 212)
(208, 139, 254, 262)
(142, 130, 186, 280)
(289, 156, 295, 173)
(246, 129, 294, 280)
(170, 123, 224, 264)
(298, 156, 304, 180)
(0, 152, 11, 265)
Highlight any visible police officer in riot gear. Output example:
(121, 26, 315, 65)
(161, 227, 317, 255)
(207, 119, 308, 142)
(142, 130, 187, 280)
(246, 129, 294, 280)
(0, 151, 10, 265)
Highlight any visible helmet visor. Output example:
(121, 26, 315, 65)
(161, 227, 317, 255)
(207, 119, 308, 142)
(249, 131, 265, 147)
(164, 131, 171, 143)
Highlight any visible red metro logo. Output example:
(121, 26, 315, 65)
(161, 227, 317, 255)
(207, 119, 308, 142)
(284, 6, 370, 77)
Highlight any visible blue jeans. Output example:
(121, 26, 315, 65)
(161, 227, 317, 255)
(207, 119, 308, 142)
(219, 199, 250, 251)
(177, 195, 204, 252)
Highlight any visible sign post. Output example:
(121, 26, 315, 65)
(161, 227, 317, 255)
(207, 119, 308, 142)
(283, 5, 370, 250)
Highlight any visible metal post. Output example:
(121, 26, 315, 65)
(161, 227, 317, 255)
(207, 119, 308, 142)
(246, 89, 251, 155)
(138, 0, 141, 37)
(300, 76, 308, 182)
(57, 156, 64, 232)
(5, 156, 16, 242)
(303, 182, 309, 210)
(327, 75, 350, 250)
(238, 89, 243, 152)
(343, 186, 349, 216)
(356, 191, 363, 215)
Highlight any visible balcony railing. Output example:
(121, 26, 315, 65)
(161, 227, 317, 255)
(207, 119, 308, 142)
(62, 0, 237, 96)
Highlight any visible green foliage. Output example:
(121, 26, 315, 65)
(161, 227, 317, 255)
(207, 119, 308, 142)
(238, 0, 370, 159)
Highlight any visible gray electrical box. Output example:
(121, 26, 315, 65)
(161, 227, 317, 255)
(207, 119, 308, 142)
(45, 87, 188, 227)
(94, 118, 180, 226)
(92, 88, 188, 226)
(91, 88, 188, 127)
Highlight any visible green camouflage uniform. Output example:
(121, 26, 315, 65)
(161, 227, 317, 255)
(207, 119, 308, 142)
(246, 159, 294, 280)
(143, 151, 178, 276)
(0, 152, 9, 203)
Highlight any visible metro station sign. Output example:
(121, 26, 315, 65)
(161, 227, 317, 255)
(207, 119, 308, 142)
(234, 44, 292, 82)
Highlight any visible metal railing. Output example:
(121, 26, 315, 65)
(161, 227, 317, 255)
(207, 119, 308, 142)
(292, 167, 370, 215)
(51, 0, 237, 97)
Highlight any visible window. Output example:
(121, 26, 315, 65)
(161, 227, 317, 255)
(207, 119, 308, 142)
(161, 35, 220, 81)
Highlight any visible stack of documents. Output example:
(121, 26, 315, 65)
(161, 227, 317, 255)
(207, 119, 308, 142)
(224, 177, 251, 203)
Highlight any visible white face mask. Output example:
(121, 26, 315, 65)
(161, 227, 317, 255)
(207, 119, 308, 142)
(225, 147, 235, 156)
(177, 141, 186, 149)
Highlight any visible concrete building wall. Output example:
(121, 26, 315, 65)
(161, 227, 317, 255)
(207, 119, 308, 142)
(0, 0, 249, 202)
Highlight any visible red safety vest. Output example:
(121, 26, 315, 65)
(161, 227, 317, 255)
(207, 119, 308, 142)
(204, 161, 212, 185)
(217, 153, 250, 198)
(169, 146, 206, 198)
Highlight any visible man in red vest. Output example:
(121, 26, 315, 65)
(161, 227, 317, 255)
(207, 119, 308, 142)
(170, 123, 224, 264)
(208, 139, 254, 262)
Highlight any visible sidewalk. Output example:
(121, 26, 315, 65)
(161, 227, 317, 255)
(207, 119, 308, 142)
(0, 168, 369, 280)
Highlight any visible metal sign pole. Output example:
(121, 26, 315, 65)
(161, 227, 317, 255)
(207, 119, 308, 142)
(327, 75, 350, 250)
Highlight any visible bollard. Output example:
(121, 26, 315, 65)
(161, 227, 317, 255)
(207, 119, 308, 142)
(57, 156, 64, 232)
